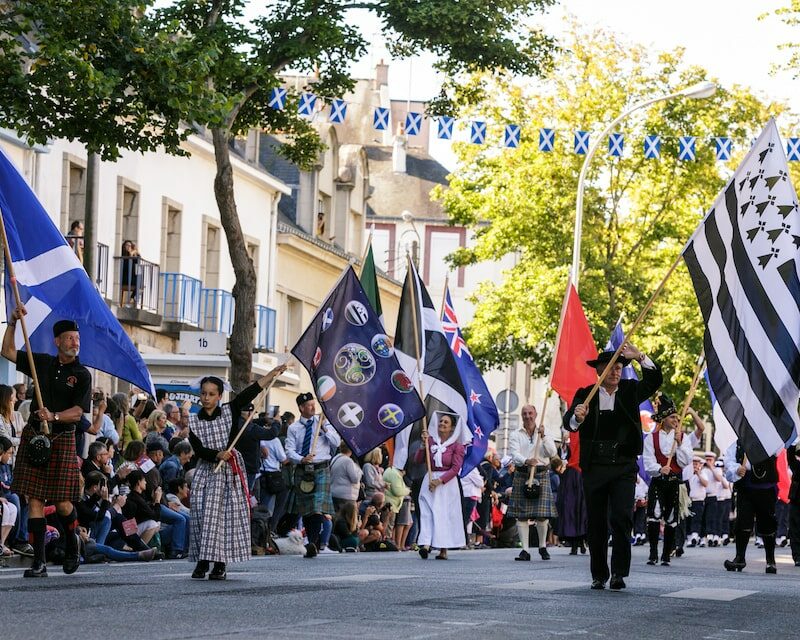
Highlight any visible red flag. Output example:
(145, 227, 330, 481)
(777, 448, 791, 503)
(551, 284, 597, 406)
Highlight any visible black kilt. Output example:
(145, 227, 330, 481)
(11, 425, 80, 502)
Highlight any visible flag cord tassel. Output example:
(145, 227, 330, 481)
(584, 251, 683, 406)
(406, 254, 432, 476)
(0, 206, 49, 435)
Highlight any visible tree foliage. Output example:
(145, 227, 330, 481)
(436, 25, 791, 411)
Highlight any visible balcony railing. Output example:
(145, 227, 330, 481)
(96, 242, 109, 298)
(255, 304, 277, 351)
(200, 288, 234, 336)
(113, 255, 160, 314)
(160, 272, 202, 325)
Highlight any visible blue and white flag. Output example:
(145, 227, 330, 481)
(0, 150, 154, 394)
(441, 285, 499, 476)
(470, 121, 486, 145)
(574, 130, 590, 155)
(788, 138, 800, 162)
(683, 119, 800, 462)
(539, 128, 554, 152)
(437, 116, 454, 140)
(291, 266, 425, 457)
(644, 134, 661, 160)
(298, 92, 317, 117)
(268, 87, 287, 111)
(329, 99, 347, 124)
(373, 107, 390, 131)
(405, 112, 422, 136)
(504, 124, 521, 149)
(678, 136, 696, 161)
(715, 137, 732, 161)
(608, 133, 624, 157)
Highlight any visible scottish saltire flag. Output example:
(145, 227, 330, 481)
(268, 87, 287, 110)
(405, 112, 422, 136)
(470, 121, 486, 145)
(644, 134, 661, 159)
(715, 137, 732, 161)
(608, 133, 624, 157)
(298, 92, 317, 117)
(678, 136, 696, 161)
(437, 116, 454, 140)
(359, 243, 383, 326)
(539, 128, 554, 152)
(441, 285, 499, 477)
(329, 99, 347, 124)
(574, 131, 590, 155)
(392, 259, 470, 475)
(373, 107, 390, 131)
(504, 124, 521, 149)
(788, 138, 800, 162)
(0, 150, 154, 394)
(683, 119, 800, 462)
(291, 266, 424, 456)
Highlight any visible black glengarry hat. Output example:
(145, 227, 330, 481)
(53, 319, 79, 337)
(296, 392, 314, 407)
(586, 350, 630, 368)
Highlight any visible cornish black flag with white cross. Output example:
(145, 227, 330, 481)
(392, 260, 470, 479)
(291, 266, 424, 457)
(441, 284, 499, 477)
(683, 119, 800, 462)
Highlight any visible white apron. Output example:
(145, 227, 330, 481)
(418, 470, 466, 550)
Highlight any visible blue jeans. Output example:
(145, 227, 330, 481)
(4, 492, 27, 542)
(93, 543, 141, 562)
(91, 512, 112, 545)
(159, 505, 189, 553)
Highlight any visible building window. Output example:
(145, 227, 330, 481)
(424, 225, 466, 288)
(160, 199, 182, 273)
(284, 295, 303, 350)
(201, 222, 221, 289)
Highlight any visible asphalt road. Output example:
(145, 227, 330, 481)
(1, 543, 798, 639)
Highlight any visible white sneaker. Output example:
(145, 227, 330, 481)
(318, 547, 337, 554)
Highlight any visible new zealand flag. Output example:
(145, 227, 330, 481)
(441, 285, 499, 476)
(292, 266, 425, 456)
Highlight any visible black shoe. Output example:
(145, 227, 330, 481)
(675, 548, 684, 558)
(515, 549, 530, 561)
(647, 555, 657, 566)
(11, 542, 34, 557)
(418, 546, 429, 560)
(660, 560, 671, 567)
(191, 561, 209, 579)
(167, 551, 187, 560)
(794, 560, 800, 567)
(724, 558, 746, 572)
(723, 537, 731, 546)
(765, 563, 777, 574)
(688, 539, 697, 548)
(580, 543, 586, 554)
(590, 579, 605, 590)
(23, 561, 48, 578)
(304, 543, 317, 559)
(569, 548, 578, 555)
(62, 554, 80, 575)
(539, 548, 551, 560)
(209, 562, 226, 580)
(609, 575, 626, 590)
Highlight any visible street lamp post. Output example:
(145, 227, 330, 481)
(401, 209, 422, 269)
(570, 80, 717, 291)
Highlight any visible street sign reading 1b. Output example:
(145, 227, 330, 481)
(178, 331, 228, 356)
(495, 389, 519, 414)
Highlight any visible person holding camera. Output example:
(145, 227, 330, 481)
(564, 345, 662, 591)
(508, 404, 557, 563)
(1, 310, 92, 578)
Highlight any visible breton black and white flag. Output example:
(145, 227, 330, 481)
(683, 119, 800, 462)
(392, 259, 470, 478)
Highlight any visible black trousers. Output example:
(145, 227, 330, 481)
(735, 486, 777, 538)
(789, 503, 800, 563)
(582, 461, 637, 582)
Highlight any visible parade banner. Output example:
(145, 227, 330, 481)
(291, 266, 424, 457)
(0, 149, 154, 394)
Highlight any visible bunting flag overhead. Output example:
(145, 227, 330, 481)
(0, 149, 155, 394)
(574, 130, 590, 155)
(268, 87, 287, 111)
(608, 133, 624, 157)
(373, 107, 390, 131)
(329, 99, 348, 124)
(644, 134, 661, 159)
(788, 138, 800, 162)
(437, 116, 454, 140)
(539, 128, 555, 152)
(405, 112, 422, 136)
(683, 119, 800, 462)
(470, 121, 487, 145)
(291, 266, 425, 456)
(715, 136, 732, 161)
(298, 92, 317, 117)
(678, 136, 696, 161)
(392, 259, 470, 476)
(441, 284, 499, 477)
(504, 124, 521, 148)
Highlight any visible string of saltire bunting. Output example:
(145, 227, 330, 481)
(268, 86, 800, 162)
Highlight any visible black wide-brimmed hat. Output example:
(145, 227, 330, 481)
(586, 350, 630, 368)
(653, 393, 677, 423)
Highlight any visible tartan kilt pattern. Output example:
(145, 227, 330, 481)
(189, 452, 251, 564)
(289, 465, 334, 516)
(11, 425, 80, 502)
(508, 467, 557, 520)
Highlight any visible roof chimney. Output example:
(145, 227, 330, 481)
(375, 59, 389, 90)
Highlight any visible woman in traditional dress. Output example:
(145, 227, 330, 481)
(188, 364, 285, 580)
(416, 412, 466, 560)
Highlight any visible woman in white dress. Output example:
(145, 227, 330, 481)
(415, 412, 467, 560)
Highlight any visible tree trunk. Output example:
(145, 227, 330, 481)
(211, 128, 257, 391)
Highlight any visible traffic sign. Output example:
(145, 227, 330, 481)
(495, 389, 519, 414)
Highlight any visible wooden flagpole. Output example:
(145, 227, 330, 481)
(678, 350, 706, 423)
(406, 254, 432, 476)
(0, 206, 49, 435)
(582, 253, 684, 406)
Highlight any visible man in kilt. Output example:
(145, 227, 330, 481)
(508, 405, 557, 562)
(564, 345, 662, 591)
(1, 309, 92, 577)
(642, 395, 693, 566)
(285, 392, 340, 558)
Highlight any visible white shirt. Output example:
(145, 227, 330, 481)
(285, 415, 341, 464)
(259, 438, 287, 472)
(701, 465, 722, 497)
(634, 475, 648, 501)
(642, 429, 693, 477)
(509, 427, 557, 467)
(569, 356, 656, 430)
(688, 472, 707, 501)
(461, 467, 485, 499)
